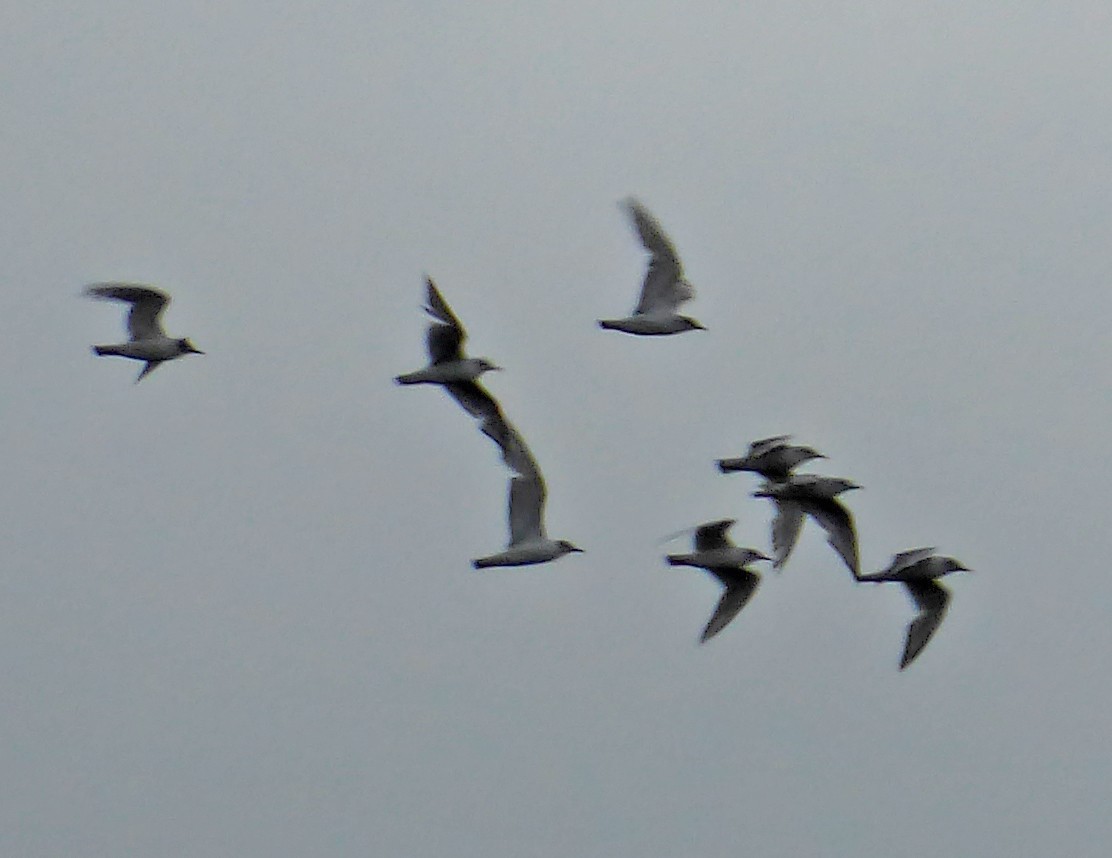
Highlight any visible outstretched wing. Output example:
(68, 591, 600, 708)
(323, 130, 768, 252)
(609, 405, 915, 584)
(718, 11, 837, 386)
(807, 498, 859, 578)
(900, 580, 951, 670)
(86, 283, 168, 340)
(508, 474, 546, 546)
(768, 500, 805, 570)
(890, 547, 937, 573)
(694, 519, 735, 552)
(623, 199, 691, 315)
(423, 278, 466, 364)
(700, 570, 760, 643)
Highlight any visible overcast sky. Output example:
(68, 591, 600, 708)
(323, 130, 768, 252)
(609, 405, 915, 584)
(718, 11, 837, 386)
(3, 2, 1112, 856)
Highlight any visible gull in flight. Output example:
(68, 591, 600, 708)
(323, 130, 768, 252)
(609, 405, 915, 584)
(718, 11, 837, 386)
(86, 284, 203, 382)
(665, 519, 770, 642)
(395, 277, 501, 386)
(753, 474, 861, 577)
(717, 435, 826, 480)
(857, 548, 970, 670)
(471, 465, 584, 569)
(598, 198, 705, 335)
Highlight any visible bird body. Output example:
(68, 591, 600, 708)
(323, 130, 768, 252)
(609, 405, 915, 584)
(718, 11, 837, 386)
(599, 198, 704, 335)
(86, 283, 203, 382)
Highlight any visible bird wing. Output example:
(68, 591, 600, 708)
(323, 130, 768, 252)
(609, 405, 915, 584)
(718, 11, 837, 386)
(423, 278, 466, 363)
(508, 474, 546, 546)
(444, 380, 501, 421)
(748, 435, 793, 455)
(890, 547, 937, 573)
(86, 283, 168, 340)
(769, 500, 805, 569)
(806, 498, 859, 578)
(623, 199, 691, 315)
(700, 569, 760, 643)
(900, 580, 951, 670)
(694, 519, 735, 552)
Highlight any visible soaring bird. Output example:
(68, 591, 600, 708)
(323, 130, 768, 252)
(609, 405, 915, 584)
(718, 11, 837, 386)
(752, 474, 860, 577)
(857, 549, 970, 669)
(86, 283, 203, 382)
(717, 435, 826, 480)
(395, 277, 501, 386)
(665, 519, 770, 642)
(598, 198, 705, 335)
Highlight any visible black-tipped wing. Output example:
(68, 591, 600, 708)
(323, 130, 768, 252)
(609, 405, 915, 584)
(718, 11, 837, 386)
(694, 519, 735, 552)
(423, 278, 466, 363)
(900, 580, 951, 670)
(806, 498, 859, 577)
(86, 283, 169, 340)
(700, 569, 760, 643)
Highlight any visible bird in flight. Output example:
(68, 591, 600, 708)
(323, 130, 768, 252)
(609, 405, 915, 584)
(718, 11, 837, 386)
(395, 277, 501, 386)
(752, 474, 861, 577)
(598, 198, 705, 335)
(86, 283, 203, 382)
(717, 435, 826, 481)
(665, 519, 770, 642)
(857, 548, 970, 669)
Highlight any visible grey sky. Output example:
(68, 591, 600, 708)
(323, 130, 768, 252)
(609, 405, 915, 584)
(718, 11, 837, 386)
(3, 2, 1111, 855)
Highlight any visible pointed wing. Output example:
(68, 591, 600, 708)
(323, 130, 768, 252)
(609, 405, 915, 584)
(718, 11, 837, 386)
(694, 519, 735, 552)
(769, 500, 805, 569)
(508, 474, 546, 546)
(481, 414, 541, 479)
(900, 580, 951, 670)
(890, 547, 937, 573)
(86, 283, 168, 340)
(444, 380, 501, 421)
(135, 361, 161, 383)
(423, 278, 466, 364)
(748, 435, 793, 455)
(700, 570, 760, 643)
(807, 498, 859, 577)
(623, 199, 691, 315)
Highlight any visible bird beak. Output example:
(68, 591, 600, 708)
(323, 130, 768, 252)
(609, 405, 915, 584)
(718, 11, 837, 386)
(188, 345, 205, 355)
(571, 546, 585, 553)
(753, 551, 772, 563)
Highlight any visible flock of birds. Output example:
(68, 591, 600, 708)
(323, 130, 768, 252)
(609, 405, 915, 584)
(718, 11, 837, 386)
(84, 198, 970, 670)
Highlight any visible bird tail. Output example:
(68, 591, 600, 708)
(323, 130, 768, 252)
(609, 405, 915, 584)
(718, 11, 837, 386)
(92, 345, 118, 356)
(394, 371, 425, 385)
(597, 320, 620, 331)
(472, 557, 496, 570)
(666, 554, 693, 568)
(716, 458, 746, 473)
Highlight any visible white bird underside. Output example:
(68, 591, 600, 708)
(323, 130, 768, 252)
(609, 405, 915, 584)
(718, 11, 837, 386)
(395, 278, 500, 386)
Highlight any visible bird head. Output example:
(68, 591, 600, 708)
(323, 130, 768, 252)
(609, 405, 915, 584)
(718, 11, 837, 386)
(178, 338, 204, 355)
(557, 540, 584, 556)
(476, 358, 502, 374)
(679, 316, 706, 331)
